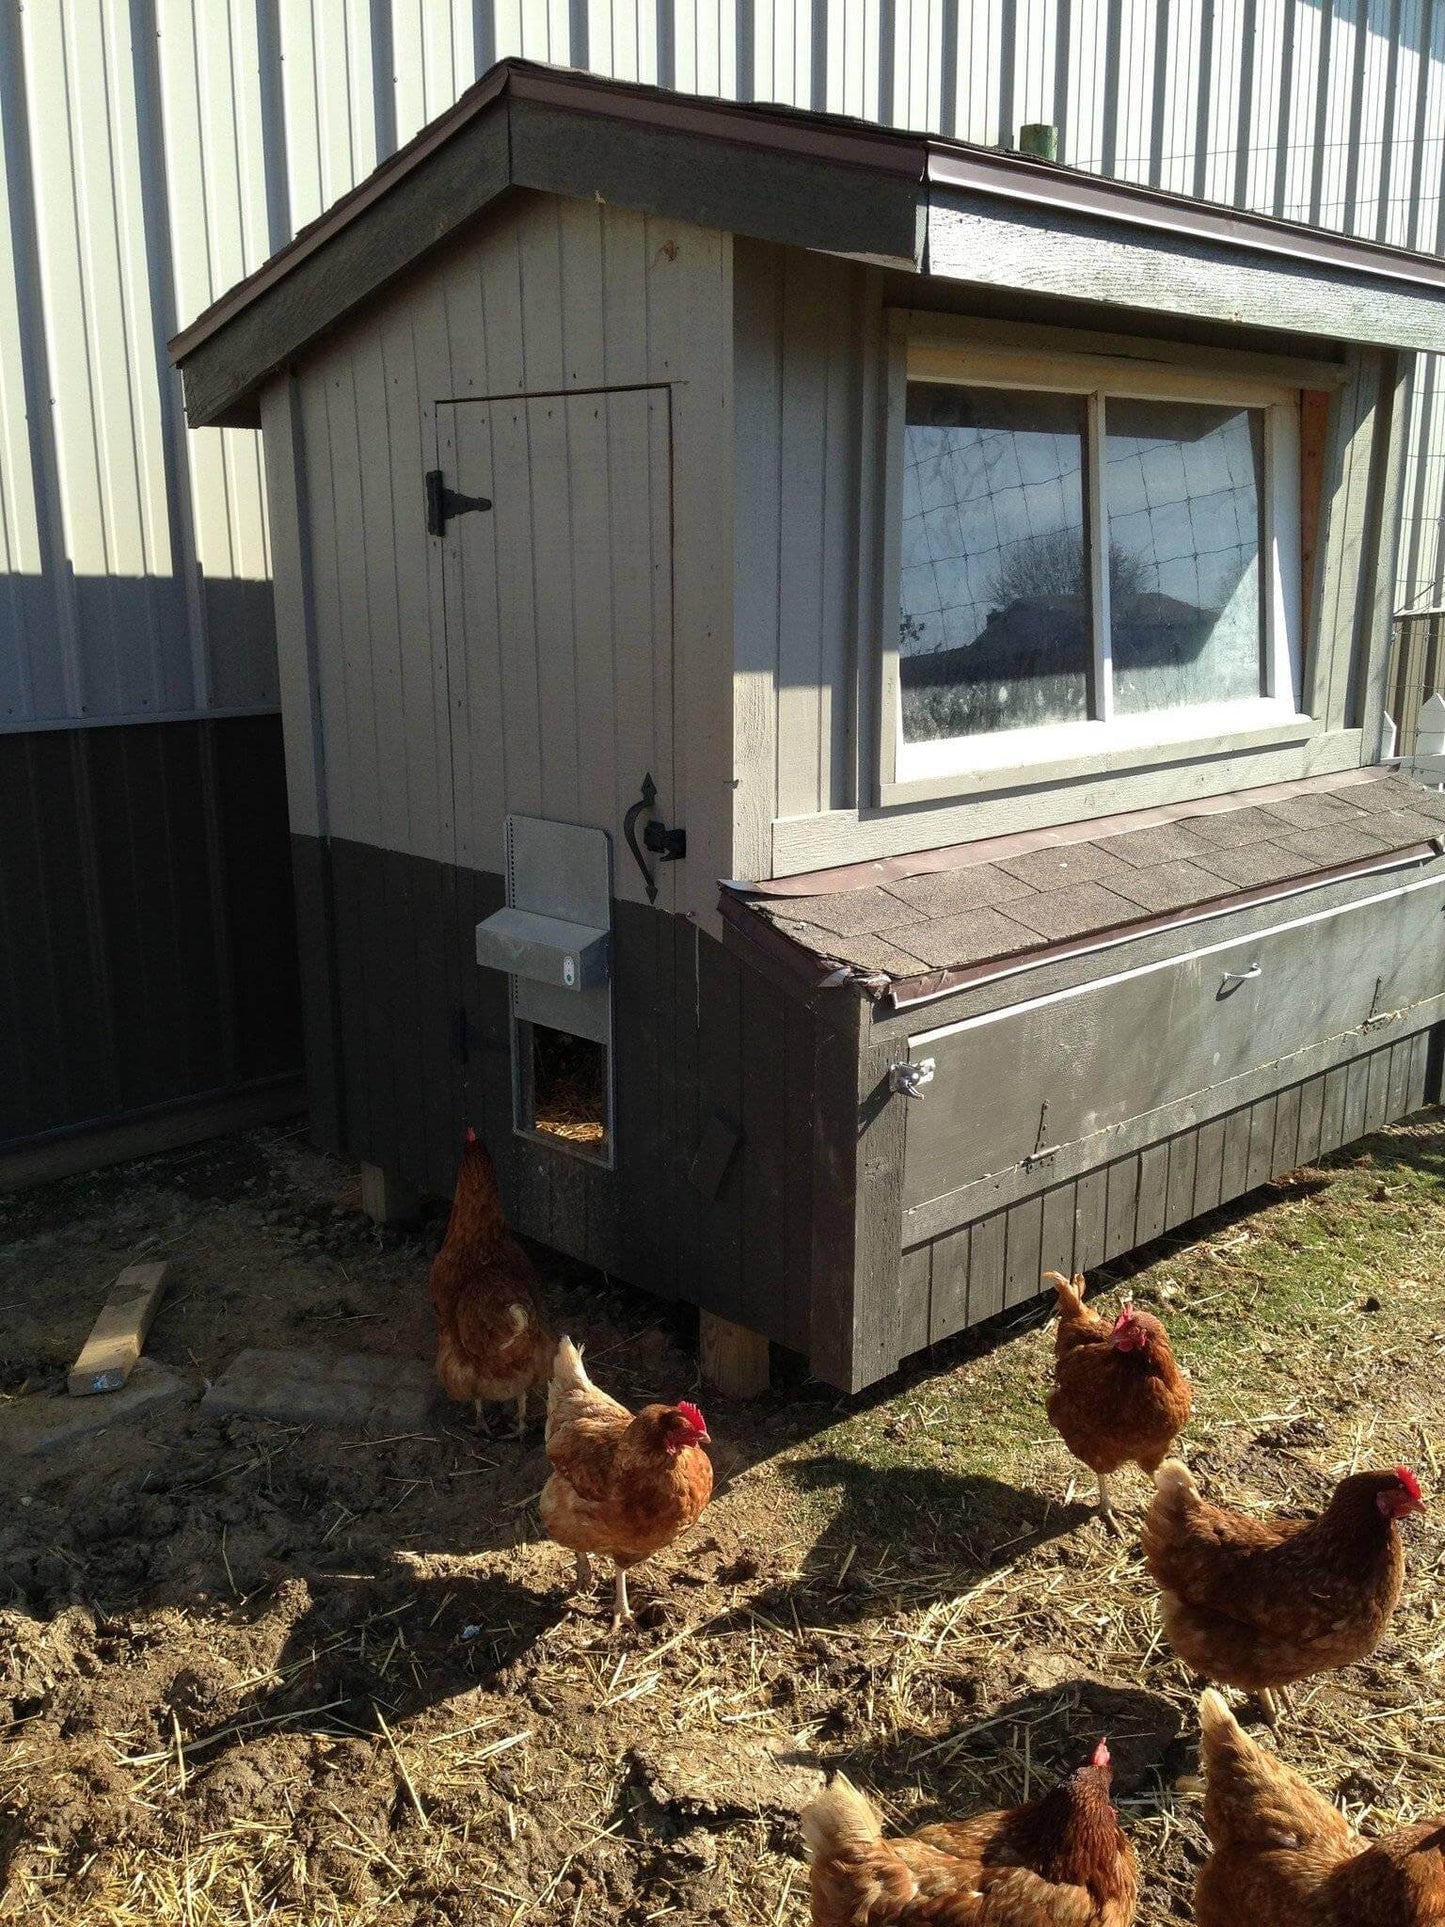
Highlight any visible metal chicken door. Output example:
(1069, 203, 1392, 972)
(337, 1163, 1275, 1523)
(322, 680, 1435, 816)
(479, 814, 615, 1167)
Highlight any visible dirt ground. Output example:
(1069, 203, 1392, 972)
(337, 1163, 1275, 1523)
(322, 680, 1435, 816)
(2, 1117, 1444, 1926)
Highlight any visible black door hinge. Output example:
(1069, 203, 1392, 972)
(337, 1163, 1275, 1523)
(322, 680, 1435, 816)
(426, 469, 492, 537)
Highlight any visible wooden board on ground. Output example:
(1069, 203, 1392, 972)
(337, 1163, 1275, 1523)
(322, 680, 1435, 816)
(67, 1261, 171, 1397)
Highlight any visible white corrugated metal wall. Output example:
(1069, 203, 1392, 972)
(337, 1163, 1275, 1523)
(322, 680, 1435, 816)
(3, 0, 1445, 737)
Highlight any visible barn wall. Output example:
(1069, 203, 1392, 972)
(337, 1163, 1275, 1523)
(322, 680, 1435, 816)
(7, 0, 1445, 750)
(731, 239, 1408, 875)
(266, 192, 733, 919)
(0, 715, 302, 1151)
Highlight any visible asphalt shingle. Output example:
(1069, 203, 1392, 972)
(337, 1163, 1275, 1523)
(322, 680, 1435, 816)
(1259, 791, 1370, 830)
(883, 863, 1035, 917)
(1271, 823, 1394, 865)
(1181, 805, 1297, 848)
(1102, 858, 1235, 912)
(1188, 840, 1310, 887)
(768, 886, 917, 938)
(1093, 821, 1213, 867)
(888, 906, 1041, 968)
(1003, 882, 1150, 941)
(995, 842, 1142, 892)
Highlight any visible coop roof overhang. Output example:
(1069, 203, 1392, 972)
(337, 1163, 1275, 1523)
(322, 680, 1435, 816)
(171, 61, 1445, 431)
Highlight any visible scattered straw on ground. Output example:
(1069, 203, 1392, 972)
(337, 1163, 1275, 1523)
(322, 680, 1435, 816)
(2, 1117, 1444, 1924)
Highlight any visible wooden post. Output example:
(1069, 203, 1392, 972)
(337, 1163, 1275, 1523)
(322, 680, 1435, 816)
(699, 1310, 770, 1399)
(359, 1161, 420, 1225)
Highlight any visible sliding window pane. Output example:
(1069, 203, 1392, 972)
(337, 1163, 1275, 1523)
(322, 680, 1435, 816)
(1105, 399, 1266, 717)
(899, 384, 1091, 742)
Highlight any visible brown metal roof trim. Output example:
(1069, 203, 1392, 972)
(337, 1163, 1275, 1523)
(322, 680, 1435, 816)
(739, 765, 1416, 900)
(171, 58, 1445, 403)
(926, 148, 1445, 296)
(168, 60, 926, 369)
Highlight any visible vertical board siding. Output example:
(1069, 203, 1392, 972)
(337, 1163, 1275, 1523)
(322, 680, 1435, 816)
(895, 1026, 1438, 1361)
(295, 194, 730, 928)
(732, 238, 864, 855)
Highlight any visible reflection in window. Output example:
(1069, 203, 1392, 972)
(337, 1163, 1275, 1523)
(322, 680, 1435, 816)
(1106, 399, 1265, 716)
(899, 384, 1091, 742)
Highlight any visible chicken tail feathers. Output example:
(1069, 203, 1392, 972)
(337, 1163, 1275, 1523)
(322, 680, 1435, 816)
(1198, 1688, 1239, 1747)
(1151, 1457, 1200, 1507)
(1197, 1689, 1353, 1855)
(550, 1334, 591, 1394)
(1045, 1269, 1087, 1318)
(802, 1778, 922, 1921)
(801, 1775, 885, 1858)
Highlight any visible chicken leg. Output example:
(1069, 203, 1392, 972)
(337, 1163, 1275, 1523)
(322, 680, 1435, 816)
(572, 1549, 593, 1595)
(611, 1565, 635, 1633)
(1097, 1472, 1122, 1535)
(515, 1391, 529, 1439)
(472, 1399, 493, 1439)
(1257, 1686, 1294, 1726)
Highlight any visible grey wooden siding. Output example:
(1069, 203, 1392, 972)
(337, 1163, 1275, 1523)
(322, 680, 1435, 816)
(732, 239, 1405, 875)
(732, 239, 866, 867)
(270, 193, 732, 920)
(897, 1024, 1436, 1357)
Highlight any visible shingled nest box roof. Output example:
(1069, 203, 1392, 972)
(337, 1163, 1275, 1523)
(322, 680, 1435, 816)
(721, 769, 1445, 1009)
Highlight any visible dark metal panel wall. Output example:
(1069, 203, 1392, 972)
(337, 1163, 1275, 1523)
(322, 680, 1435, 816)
(0, 716, 301, 1149)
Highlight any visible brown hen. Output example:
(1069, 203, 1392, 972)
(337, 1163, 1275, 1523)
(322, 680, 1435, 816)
(540, 1336, 713, 1631)
(1195, 1688, 1445, 1924)
(1143, 1459, 1424, 1722)
(429, 1129, 554, 1436)
(1044, 1272, 1192, 1533)
(802, 1741, 1138, 1927)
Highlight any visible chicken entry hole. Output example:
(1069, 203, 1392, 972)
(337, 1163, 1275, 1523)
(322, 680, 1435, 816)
(525, 1023, 608, 1159)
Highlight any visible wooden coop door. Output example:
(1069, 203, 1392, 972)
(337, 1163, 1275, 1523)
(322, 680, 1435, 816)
(435, 387, 676, 911)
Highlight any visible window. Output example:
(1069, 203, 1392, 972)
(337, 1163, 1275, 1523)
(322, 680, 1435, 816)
(882, 329, 1307, 802)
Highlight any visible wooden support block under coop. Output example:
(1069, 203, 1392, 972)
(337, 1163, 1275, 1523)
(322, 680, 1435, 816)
(359, 1162, 421, 1225)
(699, 1310, 770, 1399)
(67, 1261, 170, 1397)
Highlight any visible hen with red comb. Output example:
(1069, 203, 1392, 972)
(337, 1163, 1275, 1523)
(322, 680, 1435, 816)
(540, 1338, 713, 1631)
(1044, 1271, 1192, 1534)
(1144, 1460, 1424, 1724)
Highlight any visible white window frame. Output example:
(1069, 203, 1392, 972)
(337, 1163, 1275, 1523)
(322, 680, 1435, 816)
(877, 317, 1315, 808)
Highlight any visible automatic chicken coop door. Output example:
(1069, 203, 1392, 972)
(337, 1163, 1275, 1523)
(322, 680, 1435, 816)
(476, 815, 615, 1166)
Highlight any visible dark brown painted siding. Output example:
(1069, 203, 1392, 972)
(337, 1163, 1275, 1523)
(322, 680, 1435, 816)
(896, 1025, 1439, 1358)
(0, 717, 301, 1148)
(297, 834, 818, 1350)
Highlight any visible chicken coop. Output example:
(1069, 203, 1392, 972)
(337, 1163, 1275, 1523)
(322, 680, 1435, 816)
(173, 59, 1445, 1395)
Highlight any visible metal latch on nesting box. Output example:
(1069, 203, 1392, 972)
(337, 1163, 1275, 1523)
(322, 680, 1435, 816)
(474, 905, 610, 991)
(890, 1058, 935, 1100)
